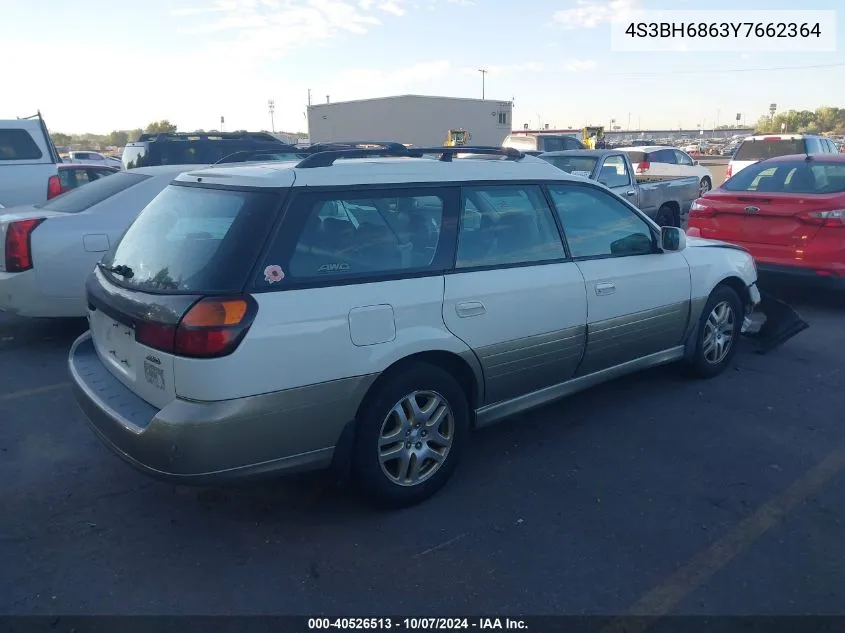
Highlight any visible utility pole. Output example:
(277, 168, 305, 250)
(267, 99, 276, 133)
(478, 68, 488, 100)
(628, 112, 631, 131)
(220, 116, 224, 132)
(307, 89, 312, 107)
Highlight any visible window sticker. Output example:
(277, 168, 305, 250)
(264, 265, 285, 283)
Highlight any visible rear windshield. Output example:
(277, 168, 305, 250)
(538, 137, 584, 152)
(36, 172, 151, 213)
(734, 139, 806, 161)
(723, 161, 845, 194)
(101, 184, 280, 293)
(542, 155, 598, 177)
(122, 144, 148, 170)
(503, 136, 537, 150)
(623, 151, 647, 164)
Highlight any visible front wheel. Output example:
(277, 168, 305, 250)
(699, 176, 712, 197)
(684, 285, 744, 378)
(352, 363, 470, 508)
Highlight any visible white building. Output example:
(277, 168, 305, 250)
(306, 94, 513, 147)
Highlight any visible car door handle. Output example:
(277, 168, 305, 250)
(595, 282, 616, 296)
(626, 190, 636, 196)
(455, 301, 486, 318)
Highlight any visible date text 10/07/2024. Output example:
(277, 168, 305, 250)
(624, 22, 822, 39)
(307, 618, 529, 630)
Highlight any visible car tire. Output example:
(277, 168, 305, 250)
(699, 176, 712, 196)
(352, 363, 470, 508)
(684, 285, 744, 379)
(656, 204, 678, 227)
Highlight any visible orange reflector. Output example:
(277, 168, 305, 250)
(182, 299, 248, 327)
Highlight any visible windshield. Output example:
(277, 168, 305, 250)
(734, 139, 806, 161)
(723, 160, 845, 194)
(101, 184, 280, 293)
(36, 172, 150, 213)
(542, 156, 598, 177)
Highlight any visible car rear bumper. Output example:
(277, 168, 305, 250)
(756, 263, 845, 289)
(69, 332, 371, 484)
(0, 270, 87, 317)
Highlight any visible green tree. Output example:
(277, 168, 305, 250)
(51, 132, 73, 146)
(127, 128, 143, 142)
(106, 130, 129, 147)
(144, 120, 177, 134)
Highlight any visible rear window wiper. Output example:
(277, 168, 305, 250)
(101, 263, 134, 279)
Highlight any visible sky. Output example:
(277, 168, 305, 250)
(1, 0, 843, 135)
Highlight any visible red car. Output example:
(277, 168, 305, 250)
(687, 153, 845, 288)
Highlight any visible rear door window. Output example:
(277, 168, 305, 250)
(37, 171, 151, 213)
(651, 149, 677, 164)
(256, 188, 457, 286)
(102, 184, 281, 293)
(0, 129, 43, 160)
(734, 139, 806, 161)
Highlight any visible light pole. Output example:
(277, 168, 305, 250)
(628, 112, 631, 131)
(268, 99, 276, 133)
(478, 68, 488, 100)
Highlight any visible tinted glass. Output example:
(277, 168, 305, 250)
(539, 136, 585, 152)
(0, 129, 43, 160)
(88, 168, 117, 181)
(456, 185, 564, 267)
(37, 172, 150, 213)
(598, 155, 630, 187)
(277, 191, 447, 282)
(624, 151, 647, 164)
(674, 150, 694, 166)
(652, 149, 677, 164)
(103, 185, 280, 293)
(734, 139, 806, 161)
(542, 155, 598, 178)
(151, 141, 291, 166)
(722, 161, 845, 194)
(122, 144, 149, 169)
(549, 185, 654, 258)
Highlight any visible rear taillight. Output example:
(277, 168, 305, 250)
(4, 218, 45, 272)
(135, 297, 257, 359)
(797, 209, 845, 227)
(724, 165, 733, 179)
(688, 200, 716, 219)
(47, 175, 62, 199)
(636, 160, 650, 173)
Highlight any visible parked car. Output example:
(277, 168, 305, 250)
(539, 149, 699, 227)
(502, 133, 586, 155)
(687, 153, 845, 289)
(726, 134, 838, 180)
(68, 145, 771, 508)
(67, 151, 123, 170)
(0, 165, 197, 318)
(56, 163, 119, 194)
(616, 145, 714, 197)
(0, 111, 62, 207)
(121, 131, 301, 170)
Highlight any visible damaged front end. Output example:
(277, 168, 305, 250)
(741, 289, 809, 354)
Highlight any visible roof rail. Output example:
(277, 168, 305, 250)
(302, 141, 409, 153)
(295, 145, 525, 169)
(214, 147, 303, 164)
(137, 131, 281, 143)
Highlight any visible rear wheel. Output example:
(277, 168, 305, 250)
(699, 176, 712, 196)
(352, 363, 469, 508)
(655, 204, 678, 227)
(684, 285, 744, 378)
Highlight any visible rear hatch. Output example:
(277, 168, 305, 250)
(729, 137, 807, 176)
(87, 181, 283, 409)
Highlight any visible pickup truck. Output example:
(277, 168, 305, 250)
(0, 112, 62, 208)
(539, 149, 699, 227)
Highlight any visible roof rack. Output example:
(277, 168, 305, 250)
(136, 131, 281, 143)
(302, 141, 409, 153)
(295, 145, 525, 169)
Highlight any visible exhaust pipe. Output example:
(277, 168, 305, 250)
(742, 291, 809, 354)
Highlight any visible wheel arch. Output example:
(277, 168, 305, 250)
(683, 275, 750, 360)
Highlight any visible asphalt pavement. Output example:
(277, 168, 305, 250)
(1, 277, 844, 620)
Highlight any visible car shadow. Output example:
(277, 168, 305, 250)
(0, 315, 89, 352)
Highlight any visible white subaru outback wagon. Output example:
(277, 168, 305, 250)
(69, 145, 762, 507)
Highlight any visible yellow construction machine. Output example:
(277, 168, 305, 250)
(444, 128, 471, 147)
(582, 126, 605, 149)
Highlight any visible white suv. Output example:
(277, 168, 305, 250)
(69, 146, 762, 507)
(727, 134, 838, 179)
